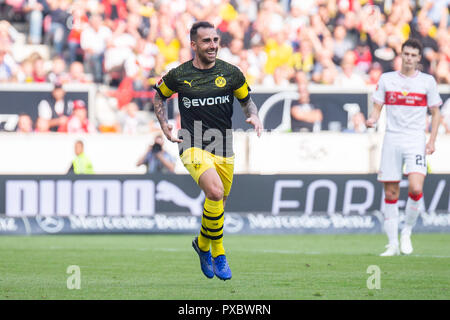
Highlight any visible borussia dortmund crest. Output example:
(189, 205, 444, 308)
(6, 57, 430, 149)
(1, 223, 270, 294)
(215, 76, 226, 87)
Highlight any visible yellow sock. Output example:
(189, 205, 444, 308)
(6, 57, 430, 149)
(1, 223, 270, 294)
(198, 213, 211, 252)
(201, 198, 225, 257)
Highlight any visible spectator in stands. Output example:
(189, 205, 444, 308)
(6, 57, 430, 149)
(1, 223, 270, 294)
(392, 54, 402, 71)
(342, 112, 367, 133)
(66, 99, 96, 133)
(126, 0, 152, 39)
(246, 39, 267, 84)
(332, 25, 354, 66)
(0, 19, 22, 46)
(102, 0, 128, 29)
(67, 2, 88, 64)
(263, 29, 293, 77)
(311, 47, 336, 84)
(293, 38, 315, 76)
(1, 0, 449, 91)
(290, 73, 323, 132)
(67, 140, 94, 174)
(47, 56, 69, 84)
(410, 16, 439, 73)
(236, 0, 258, 22)
(16, 58, 34, 82)
(254, 0, 284, 37)
(422, 0, 450, 27)
(435, 27, 450, 81)
(353, 41, 372, 74)
(23, 0, 49, 45)
(366, 62, 383, 85)
(80, 14, 112, 83)
(285, 3, 310, 44)
(68, 61, 91, 83)
(117, 101, 152, 134)
(32, 55, 47, 82)
(34, 117, 50, 132)
(263, 65, 291, 87)
(435, 57, 450, 84)
(342, 10, 360, 47)
(37, 83, 70, 132)
(334, 51, 366, 87)
(15, 113, 33, 132)
(218, 37, 243, 66)
(136, 134, 176, 174)
(155, 27, 181, 72)
(45, 0, 70, 57)
(103, 20, 136, 85)
(319, 67, 338, 85)
(365, 27, 396, 73)
(0, 47, 15, 82)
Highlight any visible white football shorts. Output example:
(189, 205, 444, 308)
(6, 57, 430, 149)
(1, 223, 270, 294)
(377, 132, 427, 182)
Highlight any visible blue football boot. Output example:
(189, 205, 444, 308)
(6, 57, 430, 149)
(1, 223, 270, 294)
(212, 255, 232, 280)
(192, 237, 214, 279)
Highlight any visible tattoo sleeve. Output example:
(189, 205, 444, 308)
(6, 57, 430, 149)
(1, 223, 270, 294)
(154, 92, 169, 127)
(240, 97, 258, 118)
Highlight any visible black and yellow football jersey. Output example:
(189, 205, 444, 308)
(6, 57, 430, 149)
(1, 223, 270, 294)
(153, 59, 251, 157)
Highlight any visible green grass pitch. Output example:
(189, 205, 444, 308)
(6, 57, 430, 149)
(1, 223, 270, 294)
(0, 234, 449, 300)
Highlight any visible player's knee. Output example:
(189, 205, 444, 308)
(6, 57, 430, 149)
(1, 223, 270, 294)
(205, 186, 224, 201)
(409, 185, 423, 196)
(385, 189, 399, 200)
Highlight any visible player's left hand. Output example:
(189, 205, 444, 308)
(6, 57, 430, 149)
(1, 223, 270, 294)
(366, 118, 377, 128)
(246, 115, 263, 137)
(426, 141, 435, 155)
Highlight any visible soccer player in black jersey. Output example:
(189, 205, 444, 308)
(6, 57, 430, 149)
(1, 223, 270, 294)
(153, 21, 263, 280)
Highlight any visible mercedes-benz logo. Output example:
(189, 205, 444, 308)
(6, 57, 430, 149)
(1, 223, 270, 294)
(224, 213, 244, 233)
(36, 216, 65, 234)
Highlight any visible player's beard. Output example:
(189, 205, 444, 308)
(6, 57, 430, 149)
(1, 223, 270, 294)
(198, 47, 218, 66)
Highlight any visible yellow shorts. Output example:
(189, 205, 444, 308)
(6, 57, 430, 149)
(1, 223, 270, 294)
(180, 147, 234, 197)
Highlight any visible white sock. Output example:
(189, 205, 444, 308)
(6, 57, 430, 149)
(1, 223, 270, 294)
(403, 194, 422, 236)
(384, 201, 399, 246)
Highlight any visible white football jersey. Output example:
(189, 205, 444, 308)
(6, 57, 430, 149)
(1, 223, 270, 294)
(372, 71, 442, 134)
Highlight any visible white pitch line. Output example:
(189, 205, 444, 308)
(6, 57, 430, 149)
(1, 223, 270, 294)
(412, 254, 450, 259)
(44, 246, 450, 258)
(149, 248, 187, 252)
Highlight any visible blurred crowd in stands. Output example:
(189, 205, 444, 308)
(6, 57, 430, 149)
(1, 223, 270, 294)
(0, 0, 449, 134)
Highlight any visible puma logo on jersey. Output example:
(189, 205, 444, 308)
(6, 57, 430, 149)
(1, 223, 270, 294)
(184, 80, 193, 87)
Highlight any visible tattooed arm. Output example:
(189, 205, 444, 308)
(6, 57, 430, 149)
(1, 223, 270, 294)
(154, 92, 182, 143)
(240, 97, 263, 137)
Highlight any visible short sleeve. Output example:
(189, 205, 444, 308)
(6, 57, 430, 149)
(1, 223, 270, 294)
(372, 74, 385, 105)
(232, 67, 251, 103)
(427, 76, 443, 108)
(153, 69, 177, 99)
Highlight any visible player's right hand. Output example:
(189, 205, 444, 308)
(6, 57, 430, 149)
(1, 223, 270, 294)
(162, 124, 183, 143)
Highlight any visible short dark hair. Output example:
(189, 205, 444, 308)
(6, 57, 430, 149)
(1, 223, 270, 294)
(190, 21, 215, 41)
(402, 38, 423, 55)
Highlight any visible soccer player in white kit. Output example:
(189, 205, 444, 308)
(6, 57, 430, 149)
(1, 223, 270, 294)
(366, 39, 442, 256)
